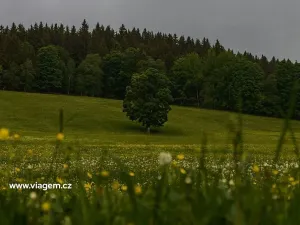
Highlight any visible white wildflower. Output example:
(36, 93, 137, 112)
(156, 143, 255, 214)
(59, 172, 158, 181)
(50, 193, 56, 199)
(63, 216, 72, 225)
(158, 152, 172, 166)
(272, 194, 278, 200)
(30, 192, 37, 200)
(185, 176, 192, 184)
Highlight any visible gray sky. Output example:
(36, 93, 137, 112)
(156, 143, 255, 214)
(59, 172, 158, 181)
(1, 0, 299, 61)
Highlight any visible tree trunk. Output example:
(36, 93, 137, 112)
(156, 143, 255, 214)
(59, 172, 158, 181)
(196, 89, 200, 107)
(147, 126, 151, 134)
(68, 75, 71, 95)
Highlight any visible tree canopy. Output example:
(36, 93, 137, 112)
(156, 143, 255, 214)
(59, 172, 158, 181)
(123, 68, 173, 132)
(0, 20, 299, 120)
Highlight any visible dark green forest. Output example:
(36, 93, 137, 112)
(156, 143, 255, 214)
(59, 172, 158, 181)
(0, 20, 299, 119)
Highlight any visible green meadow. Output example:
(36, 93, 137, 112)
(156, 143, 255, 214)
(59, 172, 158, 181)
(0, 90, 298, 147)
(1, 90, 300, 225)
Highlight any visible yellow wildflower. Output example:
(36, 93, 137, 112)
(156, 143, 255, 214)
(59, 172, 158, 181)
(180, 168, 187, 174)
(272, 170, 279, 175)
(15, 167, 21, 173)
(13, 134, 20, 140)
(129, 172, 135, 177)
(84, 183, 92, 191)
(56, 133, 64, 141)
(41, 202, 51, 212)
(0, 128, 9, 140)
(101, 170, 109, 177)
(121, 185, 128, 191)
(176, 154, 185, 160)
(16, 178, 23, 183)
(27, 149, 33, 155)
(292, 181, 299, 186)
(172, 160, 177, 167)
(289, 177, 295, 182)
(134, 185, 142, 195)
(112, 181, 120, 191)
(87, 172, 92, 179)
(63, 164, 68, 169)
(252, 165, 260, 173)
(56, 177, 63, 184)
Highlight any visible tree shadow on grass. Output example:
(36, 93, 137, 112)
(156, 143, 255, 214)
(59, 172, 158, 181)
(110, 120, 184, 136)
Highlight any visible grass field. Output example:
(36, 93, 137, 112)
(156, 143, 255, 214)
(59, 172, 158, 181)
(1, 90, 299, 147)
(0, 90, 299, 185)
(2, 90, 300, 224)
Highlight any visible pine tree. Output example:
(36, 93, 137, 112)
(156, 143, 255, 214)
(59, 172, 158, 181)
(20, 59, 35, 92)
(78, 19, 90, 61)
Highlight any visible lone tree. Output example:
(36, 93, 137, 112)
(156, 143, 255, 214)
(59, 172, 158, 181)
(123, 68, 173, 133)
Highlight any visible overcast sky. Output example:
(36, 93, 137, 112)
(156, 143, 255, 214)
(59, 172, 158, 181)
(1, 0, 299, 61)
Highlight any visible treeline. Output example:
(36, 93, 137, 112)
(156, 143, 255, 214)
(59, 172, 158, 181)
(0, 20, 300, 119)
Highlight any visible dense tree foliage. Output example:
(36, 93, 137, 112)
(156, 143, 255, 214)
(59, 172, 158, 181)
(123, 68, 173, 132)
(74, 54, 103, 96)
(0, 20, 299, 119)
(36, 45, 63, 92)
(170, 53, 203, 106)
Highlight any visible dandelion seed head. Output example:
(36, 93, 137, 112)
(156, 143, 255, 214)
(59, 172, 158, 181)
(185, 176, 192, 184)
(29, 192, 37, 200)
(158, 152, 172, 166)
(229, 179, 235, 186)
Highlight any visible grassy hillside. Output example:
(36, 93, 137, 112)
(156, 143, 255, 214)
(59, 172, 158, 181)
(2, 91, 300, 225)
(0, 90, 299, 149)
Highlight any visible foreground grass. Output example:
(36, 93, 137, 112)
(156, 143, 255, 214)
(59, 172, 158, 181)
(1, 129, 300, 225)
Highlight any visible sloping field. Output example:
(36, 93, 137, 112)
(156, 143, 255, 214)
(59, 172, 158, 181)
(0, 90, 298, 149)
